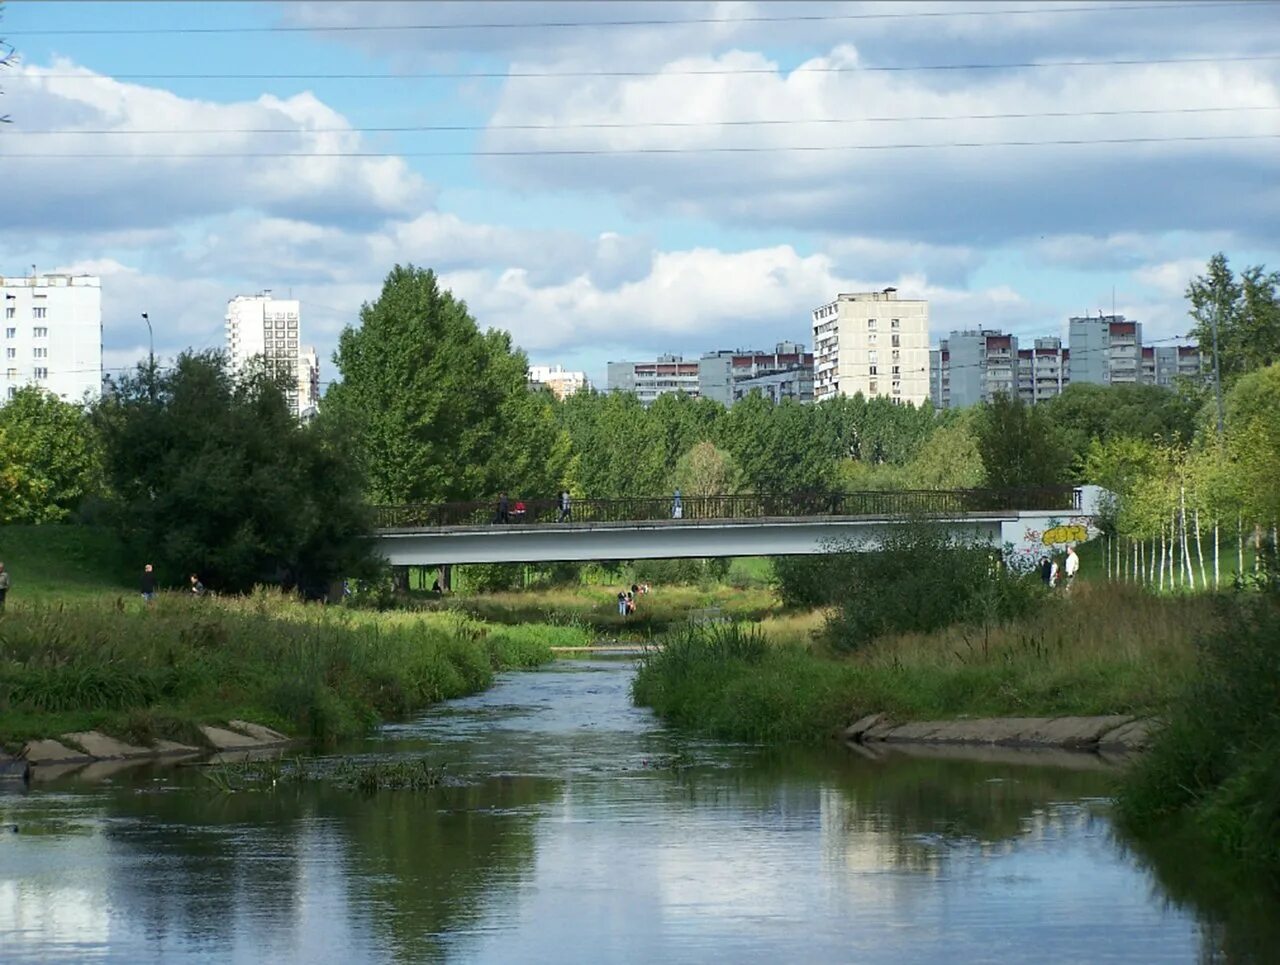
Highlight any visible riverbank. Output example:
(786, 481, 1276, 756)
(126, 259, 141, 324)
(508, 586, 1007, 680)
(631, 583, 1215, 744)
(0, 591, 579, 754)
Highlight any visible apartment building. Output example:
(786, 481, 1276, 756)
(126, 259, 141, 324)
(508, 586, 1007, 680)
(1141, 345, 1204, 387)
(2, 272, 102, 404)
(698, 342, 814, 406)
(225, 291, 315, 418)
(1016, 337, 1070, 405)
(929, 330, 1018, 409)
(1068, 314, 1142, 386)
(528, 364, 589, 400)
(606, 355, 700, 404)
(812, 289, 930, 405)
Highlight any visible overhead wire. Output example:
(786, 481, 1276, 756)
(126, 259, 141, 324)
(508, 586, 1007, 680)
(7, 104, 1280, 136)
(6, 133, 1279, 159)
(13, 52, 1280, 82)
(4, 1, 1277, 35)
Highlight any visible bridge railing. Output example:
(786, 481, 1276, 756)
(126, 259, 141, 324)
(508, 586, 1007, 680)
(373, 487, 1079, 530)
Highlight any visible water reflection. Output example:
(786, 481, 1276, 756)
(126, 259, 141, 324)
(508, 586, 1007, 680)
(0, 659, 1255, 963)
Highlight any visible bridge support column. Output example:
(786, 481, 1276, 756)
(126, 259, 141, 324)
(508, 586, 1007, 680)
(391, 565, 410, 594)
(440, 564, 452, 593)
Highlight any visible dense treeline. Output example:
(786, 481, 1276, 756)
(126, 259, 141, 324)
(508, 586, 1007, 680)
(1, 255, 1276, 593)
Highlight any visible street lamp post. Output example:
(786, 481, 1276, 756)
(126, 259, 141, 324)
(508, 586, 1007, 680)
(141, 312, 154, 400)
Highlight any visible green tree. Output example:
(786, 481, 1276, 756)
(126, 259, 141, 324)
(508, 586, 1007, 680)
(672, 440, 742, 497)
(1042, 383, 1199, 480)
(903, 412, 985, 489)
(975, 393, 1070, 489)
(94, 351, 373, 593)
(1187, 253, 1280, 383)
(0, 386, 100, 523)
(326, 265, 552, 503)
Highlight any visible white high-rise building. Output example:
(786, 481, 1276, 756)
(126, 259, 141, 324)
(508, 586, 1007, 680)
(812, 289, 930, 406)
(528, 364, 589, 399)
(298, 346, 321, 419)
(2, 272, 103, 404)
(225, 291, 311, 417)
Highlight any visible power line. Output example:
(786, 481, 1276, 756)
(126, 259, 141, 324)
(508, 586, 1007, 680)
(15, 53, 1280, 81)
(5, 2, 1276, 36)
(8, 104, 1279, 136)
(7, 133, 1278, 159)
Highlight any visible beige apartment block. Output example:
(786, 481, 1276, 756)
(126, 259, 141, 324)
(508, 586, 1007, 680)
(812, 289, 930, 406)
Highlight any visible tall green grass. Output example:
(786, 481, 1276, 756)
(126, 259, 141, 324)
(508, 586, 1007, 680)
(633, 583, 1215, 743)
(1116, 593, 1280, 875)
(0, 589, 575, 749)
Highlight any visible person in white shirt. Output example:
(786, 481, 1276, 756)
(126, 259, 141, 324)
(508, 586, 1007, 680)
(1064, 545, 1080, 590)
(1049, 558, 1060, 588)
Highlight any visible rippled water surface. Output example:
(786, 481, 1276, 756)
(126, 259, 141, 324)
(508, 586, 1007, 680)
(0, 659, 1249, 962)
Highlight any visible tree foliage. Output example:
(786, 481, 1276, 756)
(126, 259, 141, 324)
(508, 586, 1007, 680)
(1042, 383, 1199, 479)
(0, 386, 100, 523)
(1187, 253, 1280, 384)
(326, 265, 565, 503)
(974, 393, 1071, 489)
(94, 351, 373, 593)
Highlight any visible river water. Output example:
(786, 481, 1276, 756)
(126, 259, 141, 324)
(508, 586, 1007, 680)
(0, 658, 1267, 963)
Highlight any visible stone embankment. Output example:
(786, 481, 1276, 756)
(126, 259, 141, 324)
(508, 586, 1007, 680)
(844, 713, 1156, 753)
(3, 719, 293, 778)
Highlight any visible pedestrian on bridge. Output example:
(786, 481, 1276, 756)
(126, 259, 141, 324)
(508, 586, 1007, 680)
(671, 488, 683, 520)
(558, 490, 572, 523)
(495, 492, 510, 524)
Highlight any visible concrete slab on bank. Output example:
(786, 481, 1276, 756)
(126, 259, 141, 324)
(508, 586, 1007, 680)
(844, 713, 1157, 753)
(19, 722, 295, 770)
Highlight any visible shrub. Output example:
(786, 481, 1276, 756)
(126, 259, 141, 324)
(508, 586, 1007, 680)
(1117, 593, 1280, 873)
(823, 521, 1044, 652)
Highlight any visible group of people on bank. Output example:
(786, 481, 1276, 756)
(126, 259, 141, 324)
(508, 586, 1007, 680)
(1039, 545, 1080, 590)
(617, 582, 651, 617)
(139, 563, 206, 602)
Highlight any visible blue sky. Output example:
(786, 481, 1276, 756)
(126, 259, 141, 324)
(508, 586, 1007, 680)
(4, 0, 1279, 387)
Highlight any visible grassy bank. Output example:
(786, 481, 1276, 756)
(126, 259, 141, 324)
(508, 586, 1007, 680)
(0, 591, 581, 751)
(632, 583, 1216, 743)
(1116, 593, 1280, 877)
(422, 583, 779, 637)
(0, 524, 133, 600)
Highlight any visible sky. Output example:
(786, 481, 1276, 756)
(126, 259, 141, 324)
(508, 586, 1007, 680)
(3, 0, 1279, 389)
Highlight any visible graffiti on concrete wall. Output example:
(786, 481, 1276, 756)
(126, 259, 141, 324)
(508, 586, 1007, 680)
(1001, 515, 1098, 573)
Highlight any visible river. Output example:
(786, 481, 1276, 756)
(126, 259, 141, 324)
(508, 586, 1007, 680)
(0, 658, 1270, 963)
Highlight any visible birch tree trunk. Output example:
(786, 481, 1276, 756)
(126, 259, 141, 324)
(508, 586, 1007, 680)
(1238, 515, 1245, 580)
(1213, 521, 1220, 588)
(1194, 508, 1207, 588)
(1180, 489, 1195, 590)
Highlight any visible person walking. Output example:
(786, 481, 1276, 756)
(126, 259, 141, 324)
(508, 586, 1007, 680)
(1039, 557, 1053, 587)
(140, 563, 157, 604)
(495, 492, 510, 524)
(0, 562, 10, 613)
(617, 590, 628, 617)
(558, 490, 572, 523)
(1049, 557, 1060, 589)
(671, 487, 683, 520)
(1064, 545, 1080, 591)
(189, 574, 206, 597)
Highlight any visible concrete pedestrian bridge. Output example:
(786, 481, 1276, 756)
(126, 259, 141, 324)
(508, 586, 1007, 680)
(372, 488, 1102, 567)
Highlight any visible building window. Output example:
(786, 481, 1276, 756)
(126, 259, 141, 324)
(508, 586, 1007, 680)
(891, 334, 900, 347)
(6, 386, 14, 400)
(892, 380, 901, 394)
(867, 319, 876, 330)
(32, 307, 47, 319)
(5, 328, 14, 339)
(868, 380, 878, 394)
(34, 367, 48, 379)
(33, 327, 47, 338)
(33, 347, 48, 359)
(4, 307, 13, 319)
(5, 368, 16, 379)
(891, 318, 900, 329)
(868, 333, 877, 344)
(891, 365, 900, 375)
(5, 348, 13, 360)
(892, 350, 900, 361)
(868, 365, 877, 376)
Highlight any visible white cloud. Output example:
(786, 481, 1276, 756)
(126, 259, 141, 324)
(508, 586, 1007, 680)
(478, 46, 1280, 243)
(1133, 258, 1207, 299)
(4, 59, 431, 231)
